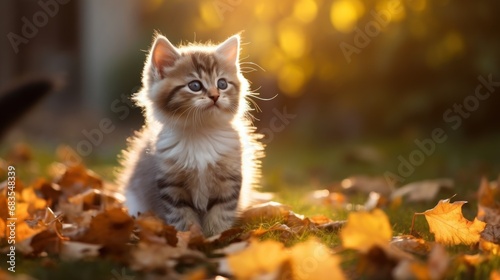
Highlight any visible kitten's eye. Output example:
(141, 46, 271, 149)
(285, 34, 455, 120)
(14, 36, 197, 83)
(217, 78, 228, 90)
(188, 80, 203, 92)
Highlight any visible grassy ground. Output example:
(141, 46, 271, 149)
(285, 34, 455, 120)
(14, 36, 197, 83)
(3, 134, 500, 279)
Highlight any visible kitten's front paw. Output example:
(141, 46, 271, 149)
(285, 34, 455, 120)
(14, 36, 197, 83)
(165, 209, 201, 232)
(202, 211, 235, 236)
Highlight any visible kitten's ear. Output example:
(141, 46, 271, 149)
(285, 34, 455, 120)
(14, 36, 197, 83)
(151, 35, 180, 74)
(215, 35, 240, 65)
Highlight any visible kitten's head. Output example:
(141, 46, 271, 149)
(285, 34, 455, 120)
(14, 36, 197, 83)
(136, 34, 248, 127)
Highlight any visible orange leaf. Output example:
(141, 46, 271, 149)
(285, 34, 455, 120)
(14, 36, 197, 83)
(227, 239, 288, 279)
(78, 207, 134, 253)
(289, 239, 345, 280)
(420, 198, 486, 245)
(22, 187, 47, 210)
(340, 209, 392, 252)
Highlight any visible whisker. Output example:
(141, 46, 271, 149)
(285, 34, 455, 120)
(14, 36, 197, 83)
(239, 61, 265, 72)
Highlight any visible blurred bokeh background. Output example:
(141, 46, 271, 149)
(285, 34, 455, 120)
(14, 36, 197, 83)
(1, 0, 499, 189)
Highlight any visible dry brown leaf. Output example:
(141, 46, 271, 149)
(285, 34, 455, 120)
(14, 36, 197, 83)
(478, 177, 500, 225)
(309, 215, 333, 225)
(393, 244, 449, 280)
(54, 164, 103, 196)
(289, 239, 345, 280)
(77, 207, 134, 253)
(426, 244, 449, 280)
(390, 235, 431, 256)
(30, 230, 61, 255)
(481, 224, 500, 245)
(131, 241, 205, 273)
(341, 175, 393, 196)
(135, 213, 178, 246)
(227, 239, 288, 279)
(417, 198, 486, 245)
(32, 178, 61, 208)
(204, 227, 244, 248)
(341, 209, 392, 252)
(391, 178, 453, 202)
(241, 201, 291, 223)
(250, 223, 296, 243)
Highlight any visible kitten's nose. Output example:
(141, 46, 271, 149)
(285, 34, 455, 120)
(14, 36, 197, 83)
(209, 93, 219, 103)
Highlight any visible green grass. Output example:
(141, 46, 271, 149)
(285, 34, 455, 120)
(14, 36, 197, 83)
(3, 134, 500, 279)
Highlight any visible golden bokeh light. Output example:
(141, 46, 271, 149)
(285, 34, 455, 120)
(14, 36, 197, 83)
(330, 0, 365, 33)
(376, 0, 406, 22)
(278, 23, 307, 59)
(293, 0, 318, 23)
(278, 63, 306, 96)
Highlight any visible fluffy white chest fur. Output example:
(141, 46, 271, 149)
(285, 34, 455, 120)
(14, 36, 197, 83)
(155, 124, 240, 210)
(156, 125, 239, 170)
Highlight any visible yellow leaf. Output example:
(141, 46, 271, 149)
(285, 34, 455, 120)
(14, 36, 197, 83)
(289, 239, 345, 280)
(22, 187, 47, 210)
(340, 209, 392, 252)
(227, 239, 288, 279)
(421, 199, 486, 245)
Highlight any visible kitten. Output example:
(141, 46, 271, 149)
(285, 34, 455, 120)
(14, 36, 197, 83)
(118, 34, 263, 236)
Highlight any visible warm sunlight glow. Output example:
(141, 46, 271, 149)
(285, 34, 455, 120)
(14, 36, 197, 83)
(330, 0, 365, 33)
(408, 0, 427, 12)
(278, 63, 306, 96)
(260, 47, 286, 73)
(254, 1, 275, 22)
(199, 0, 222, 29)
(250, 24, 273, 51)
(293, 0, 318, 23)
(278, 24, 307, 59)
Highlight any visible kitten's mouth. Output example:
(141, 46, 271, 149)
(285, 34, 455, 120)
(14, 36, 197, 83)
(207, 103, 220, 110)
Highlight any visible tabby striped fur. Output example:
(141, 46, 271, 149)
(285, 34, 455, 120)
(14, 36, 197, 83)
(118, 34, 263, 236)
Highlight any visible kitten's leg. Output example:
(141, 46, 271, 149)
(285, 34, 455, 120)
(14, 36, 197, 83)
(203, 189, 240, 236)
(157, 179, 201, 231)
